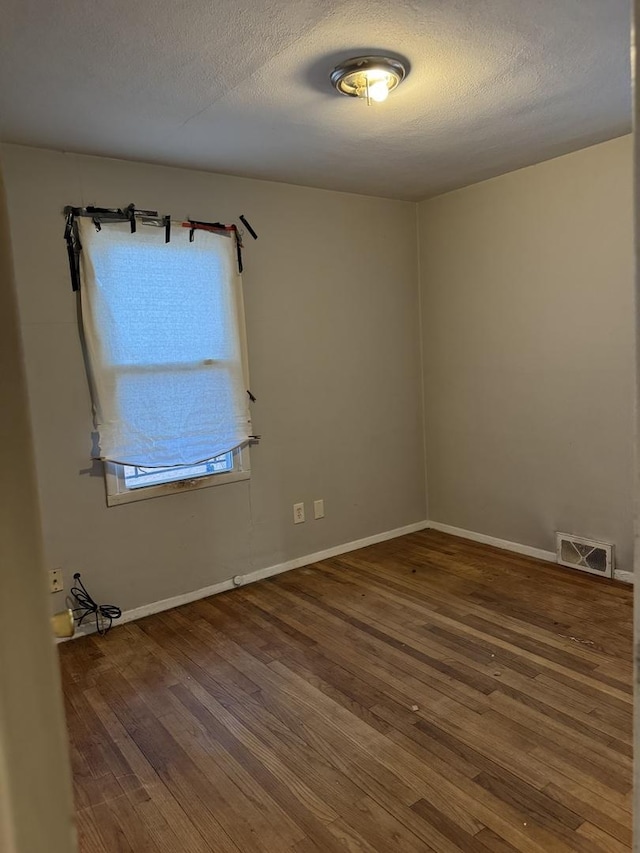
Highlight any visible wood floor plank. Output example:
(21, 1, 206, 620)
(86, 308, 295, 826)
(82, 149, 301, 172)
(410, 798, 492, 851)
(241, 579, 492, 712)
(485, 691, 632, 787)
(542, 782, 632, 846)
(111, 625, 309, 851)
(125, 785, 210, 853)
(474, 827, 522, 852)
(101, 793, 162, 853)
(89, 799, 137, 852)
(75, 807, 110, 853)
(577, 822, 631, 853)
(59, 530, 632, 852)
(95, 665, 245, 853)
(327, 555, 632, 703)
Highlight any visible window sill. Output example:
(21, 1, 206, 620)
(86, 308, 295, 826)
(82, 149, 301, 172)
(105, 469, 250, 507)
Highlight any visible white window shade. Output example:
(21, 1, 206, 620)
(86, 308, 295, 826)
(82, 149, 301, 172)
(78, 219, 252, 468)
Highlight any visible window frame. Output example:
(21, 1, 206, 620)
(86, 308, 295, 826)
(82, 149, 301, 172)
(103, 444, 251, 506)
(83, 220, 254, 507)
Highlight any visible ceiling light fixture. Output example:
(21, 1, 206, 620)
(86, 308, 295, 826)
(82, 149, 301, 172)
(330, 55, 407, 106)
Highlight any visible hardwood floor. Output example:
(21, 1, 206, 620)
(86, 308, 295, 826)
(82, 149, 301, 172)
(58, 530, 633, 852)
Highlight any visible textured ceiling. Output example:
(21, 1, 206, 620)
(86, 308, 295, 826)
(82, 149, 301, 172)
(1, 0, 631, 200)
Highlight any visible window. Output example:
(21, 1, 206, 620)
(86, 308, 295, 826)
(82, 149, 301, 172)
(125, 451, 234, 489)
(104, 446, 250, 506)
(77, 217, 252, 505)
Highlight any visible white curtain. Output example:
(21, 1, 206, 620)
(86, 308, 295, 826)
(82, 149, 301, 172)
(78, 219, 251, 467)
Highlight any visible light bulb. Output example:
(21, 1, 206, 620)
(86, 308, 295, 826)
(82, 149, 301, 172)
(368, 79, 389, 102)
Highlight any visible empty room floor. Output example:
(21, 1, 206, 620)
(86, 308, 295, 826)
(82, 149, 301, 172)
(59, 530, 633, 852)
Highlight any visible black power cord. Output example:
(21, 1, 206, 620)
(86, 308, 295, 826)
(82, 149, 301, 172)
(70, 573, 122, 636)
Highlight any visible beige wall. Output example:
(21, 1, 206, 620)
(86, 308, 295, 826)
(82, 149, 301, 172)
(1, 133, 633, 623)
(1, 145, 426, 613)
(419, 135, 635, 569)
(0, 160, 75, 851)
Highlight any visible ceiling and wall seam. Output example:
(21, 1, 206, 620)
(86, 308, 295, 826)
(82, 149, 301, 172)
(414, 200, 430, 521)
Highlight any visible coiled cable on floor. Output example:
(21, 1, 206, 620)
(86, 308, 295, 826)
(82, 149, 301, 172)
(70, 573, 121, 636)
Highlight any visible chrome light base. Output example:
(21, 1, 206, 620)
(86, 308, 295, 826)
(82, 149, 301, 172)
(330, 55, 407, 101)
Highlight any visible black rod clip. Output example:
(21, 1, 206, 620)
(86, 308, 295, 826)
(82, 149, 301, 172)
(239, 215, 258, 240)
(63, 209, 82, 292)
(235, 227, 243, 274)
(125, 203, 137, 233)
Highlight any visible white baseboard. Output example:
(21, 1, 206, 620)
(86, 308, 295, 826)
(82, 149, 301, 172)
(425, 520, 633, 584)
(613, 569, 634, 584)
(426, 520, 556, 563)
(60, 517, 633, 643)
(60, 520, 429, 641)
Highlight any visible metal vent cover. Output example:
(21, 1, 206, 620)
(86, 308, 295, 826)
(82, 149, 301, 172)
(556, 533, 613, 578)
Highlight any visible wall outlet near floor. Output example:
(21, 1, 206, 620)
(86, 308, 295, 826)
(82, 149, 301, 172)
(314, 499, 325, 519)
(293, 502, 305, 524)
(49, 568, 63, 593)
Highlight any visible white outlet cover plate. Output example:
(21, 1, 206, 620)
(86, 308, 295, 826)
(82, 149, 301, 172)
(50, 568, 63, 592)
(314, 499, 325, 519)
(293, 502, 305, 524)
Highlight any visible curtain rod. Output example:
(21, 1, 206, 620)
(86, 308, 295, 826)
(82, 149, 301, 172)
(63, 204, 258, 291)
(64, 204, 171, 241)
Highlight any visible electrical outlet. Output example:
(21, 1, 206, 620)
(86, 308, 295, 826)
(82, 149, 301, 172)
(293, 502, 305, 524)
(314, 499, 325, 519)
(49, 569, 63, 593)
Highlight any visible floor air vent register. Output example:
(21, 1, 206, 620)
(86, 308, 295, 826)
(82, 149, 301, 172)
(555, 532, 614, 578)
